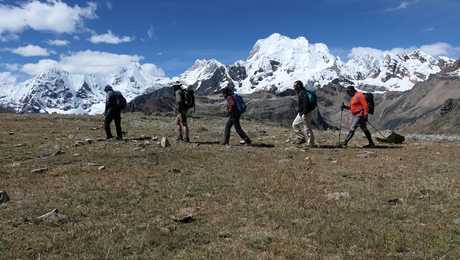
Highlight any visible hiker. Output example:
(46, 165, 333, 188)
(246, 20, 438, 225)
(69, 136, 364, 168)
(222, 87, 252, 146)
(292, 80, 317, 148)
(173, 83, 193, 143)
(341, 85, 375, 148)
(104, 85, 126, 140)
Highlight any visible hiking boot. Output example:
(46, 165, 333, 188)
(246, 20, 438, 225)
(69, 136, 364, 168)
(183, 138, 190, 143)
(176, 137, 183, 143)
(363, 143, 376, 148)
(308, 143, 318, 148)
(116, 136, 123, 141)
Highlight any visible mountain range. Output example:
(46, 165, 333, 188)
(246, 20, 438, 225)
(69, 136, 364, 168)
(0, 33, 458, 116)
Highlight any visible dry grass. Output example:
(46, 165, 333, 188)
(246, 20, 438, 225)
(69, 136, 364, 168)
(1, 113, 460, 259)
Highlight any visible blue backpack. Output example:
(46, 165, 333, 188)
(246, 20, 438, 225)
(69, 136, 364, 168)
(234, 94, 247, 114)
(304, 90, 317, 113)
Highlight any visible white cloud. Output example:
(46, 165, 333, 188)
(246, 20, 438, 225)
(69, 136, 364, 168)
(2, 63, 20, 71)
(141, 64, 166, 77)
(0, 72, 17, 86)
(47, 39, 70, 46)
(89, 30, 133, 44)
(348, 47, 385, 59)
(10, 44, 51, 57)
(0, 0, 97, 35)
(420, 43, 460, 57)
(22, 59, 58, 75)
(147, 26, 157, 40)
(21, 50, 166, 77)
(106, 1, 113, 10)
(386, 0, 418, 11)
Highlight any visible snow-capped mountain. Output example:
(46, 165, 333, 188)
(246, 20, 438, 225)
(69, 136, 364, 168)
(176, 33, 455, 94)
(0, 63, 169, 114)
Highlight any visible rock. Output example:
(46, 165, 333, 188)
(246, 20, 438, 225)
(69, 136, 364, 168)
(88, 162, 102, 167)
(67, 134, 75, 139)
(133, 147, 144, 152)
(0, 191, 10, 204)
(37, 209, 66, 223)
(85, 138, 94, 144)
(326, 192, 351, 201)
(11, 162, 21, 168)
(152, 136, 159, 141)
(278, 159, 292, 164)
(73, 153, 81, 157)
(14, 143, 26, 147)
(357, 151, 377, 159)
(98, 166, 105, 171)
(453, 218, 460, 225)
(169, 168, 181, 173)
(171, 208, 195, 223)
(387, 198, 403, 205)
(160, 137, 170, 148)
(8, 131, 14, 135)
(218, 231, 232, 238)
(74, 141, 86, 147)
(52, 150, 65, 156)
(31, 167, 48, 174)
(144, 140, 151, 145)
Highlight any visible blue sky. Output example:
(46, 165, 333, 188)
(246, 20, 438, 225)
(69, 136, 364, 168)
(0, 0, 459, 80)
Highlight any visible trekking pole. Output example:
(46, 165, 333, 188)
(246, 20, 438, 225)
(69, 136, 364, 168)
(367, 120, 387, 139)
(338, 109, 343, 145)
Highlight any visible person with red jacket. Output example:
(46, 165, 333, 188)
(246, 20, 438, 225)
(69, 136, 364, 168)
(222, 87, 251, 146)
(341, 85, 375, 148)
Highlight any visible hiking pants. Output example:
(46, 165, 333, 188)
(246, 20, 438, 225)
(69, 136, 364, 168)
(344, 115, 373, 145)
(105, 112, 122, 139)
(176, 111, 189, 140)
(292, 112, 315, 146)
(223, 114, 250, 145)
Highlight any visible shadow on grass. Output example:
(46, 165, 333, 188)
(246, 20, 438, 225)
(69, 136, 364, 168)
(316, 144, 403, 149)
(250, 143, 275, 148)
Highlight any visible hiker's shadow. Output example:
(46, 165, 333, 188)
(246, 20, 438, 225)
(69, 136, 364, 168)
(193, 141, 221, 145)
(316, 144, 403, 149)
(250, 143, 275, 148)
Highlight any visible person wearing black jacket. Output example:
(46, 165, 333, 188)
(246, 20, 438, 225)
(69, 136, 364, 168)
(173, 83, 190, 142)
(104, 85, 123, 140)
(292, 80, 316, 147)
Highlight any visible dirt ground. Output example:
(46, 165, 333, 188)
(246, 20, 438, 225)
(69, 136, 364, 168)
(1, 113, 460, 259)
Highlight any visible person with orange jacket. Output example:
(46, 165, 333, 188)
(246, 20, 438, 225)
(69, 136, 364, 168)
(341, 85, 375, 148)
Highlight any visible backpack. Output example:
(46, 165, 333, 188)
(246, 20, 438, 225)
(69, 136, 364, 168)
(234, 94, 247, 114)
(304, 89, 318, 113)
(114, 91, 127, 110)
(183, 89, 195, 110)
(364, 92, 374, 115)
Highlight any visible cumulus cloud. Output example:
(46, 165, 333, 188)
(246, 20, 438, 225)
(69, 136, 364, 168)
(0, 0, 97, 36)
(10, 44, 51, 57)
(89, 30, 133, 44)
(47, 39, 70, 46)
(420, 43, 460, 57)
(0, 72, 17, 86)
(147, 26, 157, 40)
(21, 50, 166, 77)
(348, 47, 385, 59)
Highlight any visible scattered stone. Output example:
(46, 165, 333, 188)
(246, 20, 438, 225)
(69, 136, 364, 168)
(31, 167, 48, 174)
(305, 157, 312, 165)
(52, 150, 65, 157)
(171, 208, 195, 223)
(144, 140, 151, 145)
(96, 138, 106, 142)
(326, 192, 351, 201)
(152, 136, 159, 141)
(160, 137, 170, 148)
(357, 151, 377, 159)
(67, 134, 75, 139)
(14, 143, 26, 148)
(0, 191, 10, 204)
(98, 166, 105, 171)
(88, 162, 102, 167)
(169, 168, 181, 173)
(453, 218, 460, 225)
(11, 162, 21, 168)
(74, 141, 86, 147)
(73, 153, 81, 157)
(37, 209, 66, 223)
(90, 127, 99, 130)
(133, 147, 144, 152)
(278, 159, 292, 164)
(218, 231, 232, 238)
(85, 138, 94, 144)
(387, 198, 403, 205)
(8, 131, 14, 135)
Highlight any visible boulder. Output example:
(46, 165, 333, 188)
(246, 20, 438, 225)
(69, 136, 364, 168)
(37, 209, 66, 223)
(161, 137, 170, 148)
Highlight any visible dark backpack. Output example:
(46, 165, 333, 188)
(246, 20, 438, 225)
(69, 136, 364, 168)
(183, 89, 195, 110)
(114, 91, 127, 110)
(304, 89, 318, 113)
(364, 92, 374, 115)
(234, 94, 247, 114)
